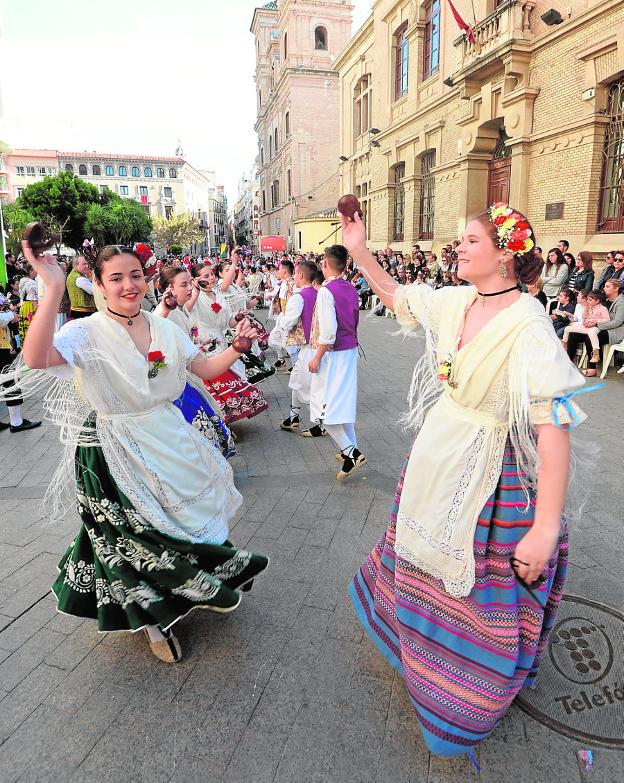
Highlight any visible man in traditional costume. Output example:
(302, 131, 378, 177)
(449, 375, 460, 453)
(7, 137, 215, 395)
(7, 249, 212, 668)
(66, 256, 97, 319)
(278, 260, 318, 431)
(272, 260, 297, 370)
(306, 245, 365, 480)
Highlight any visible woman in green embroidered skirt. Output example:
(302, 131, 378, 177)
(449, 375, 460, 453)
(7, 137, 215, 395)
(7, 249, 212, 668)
(16, 242, 270, 663)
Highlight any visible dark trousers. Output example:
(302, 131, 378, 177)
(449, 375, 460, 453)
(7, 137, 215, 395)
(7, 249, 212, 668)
(0, 348, 22, 407)
(566, 330, 609, 369)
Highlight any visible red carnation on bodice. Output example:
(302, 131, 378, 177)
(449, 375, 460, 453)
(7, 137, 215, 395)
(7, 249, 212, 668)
(211, 302, 222, 313)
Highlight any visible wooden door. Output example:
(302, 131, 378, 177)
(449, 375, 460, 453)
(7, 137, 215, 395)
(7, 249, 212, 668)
(488, 157, 511, 205)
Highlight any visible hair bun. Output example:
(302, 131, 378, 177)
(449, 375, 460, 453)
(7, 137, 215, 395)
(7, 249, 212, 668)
(514, 252, 543, 284)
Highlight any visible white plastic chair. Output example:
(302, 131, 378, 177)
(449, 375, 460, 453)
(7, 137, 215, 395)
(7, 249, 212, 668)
(600, 340, 624, 379)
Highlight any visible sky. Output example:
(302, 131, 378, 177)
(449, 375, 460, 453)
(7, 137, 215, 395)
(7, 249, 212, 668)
(0, 0, 372, 206)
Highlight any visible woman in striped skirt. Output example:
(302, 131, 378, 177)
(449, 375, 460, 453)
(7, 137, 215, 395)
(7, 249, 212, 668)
(339, 204, 591, 757)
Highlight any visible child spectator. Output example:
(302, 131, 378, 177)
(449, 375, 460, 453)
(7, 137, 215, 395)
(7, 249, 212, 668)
(550, 288, 577, 337)
(562, 289, 610, 363)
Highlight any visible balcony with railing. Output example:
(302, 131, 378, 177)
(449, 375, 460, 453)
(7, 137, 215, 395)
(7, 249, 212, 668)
(453, 0, 535, 84)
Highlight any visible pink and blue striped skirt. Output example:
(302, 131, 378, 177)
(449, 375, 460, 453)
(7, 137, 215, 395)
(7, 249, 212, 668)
(349, 440, 568, 757)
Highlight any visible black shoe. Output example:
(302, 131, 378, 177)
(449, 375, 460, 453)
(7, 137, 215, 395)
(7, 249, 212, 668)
(273, 358, 286, 369)
(0, 421, 9, 432)
(280, 416, 300, 431)
(300, 424, 327, 438)
(337, 448, 366, 480)
(9, 418, 42, 433)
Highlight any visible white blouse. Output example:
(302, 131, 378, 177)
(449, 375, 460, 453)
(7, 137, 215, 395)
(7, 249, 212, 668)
(48, 311, 241, 544)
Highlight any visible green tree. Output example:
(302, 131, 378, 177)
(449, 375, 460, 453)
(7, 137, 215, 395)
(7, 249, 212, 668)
(17, 170, 102, 251)
(1, 202, 36, 257)
(84, 197, 152, 246)
(151, 213, 204, 254)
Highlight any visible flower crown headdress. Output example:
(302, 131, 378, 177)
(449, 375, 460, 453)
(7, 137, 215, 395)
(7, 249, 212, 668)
(488, 203, 534, 254)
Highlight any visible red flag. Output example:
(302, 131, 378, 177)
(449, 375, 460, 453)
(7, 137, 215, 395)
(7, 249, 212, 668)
(447, 0, 475, 44)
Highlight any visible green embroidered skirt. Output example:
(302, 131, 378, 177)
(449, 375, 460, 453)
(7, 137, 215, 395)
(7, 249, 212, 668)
(52, 437, 269, 633)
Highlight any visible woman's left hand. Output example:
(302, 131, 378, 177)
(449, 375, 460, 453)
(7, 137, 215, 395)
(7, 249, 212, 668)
(512, 525, 560, 585)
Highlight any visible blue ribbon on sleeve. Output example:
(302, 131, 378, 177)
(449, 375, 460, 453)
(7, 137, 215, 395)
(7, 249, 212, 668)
(552, 383, 605, 429)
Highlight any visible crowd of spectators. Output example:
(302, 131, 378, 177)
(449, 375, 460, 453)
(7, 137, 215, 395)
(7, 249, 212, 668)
(2, 236, 624, 382)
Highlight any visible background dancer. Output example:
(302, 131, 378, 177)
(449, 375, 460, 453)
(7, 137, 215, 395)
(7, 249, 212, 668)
(154, 265, 235, 458)
(187, 263, 269, 423)
(279, 260, 318, 432)
(307, 245, 365, 480)
(11, 242, 269, 664)
(341, 205, 589, 758)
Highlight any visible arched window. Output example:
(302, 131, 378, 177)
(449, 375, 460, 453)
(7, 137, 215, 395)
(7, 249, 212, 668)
(393, 163, 406, 241)
(284, 32, 288, 59)
(260, 146, 265, 166)
(269, 136, 273, 158)
(599, 78, 624, 232)
(119, 165, 127, 176)
(131, 166, 140, 177)
(314, 26, 327, 51)
(353, 75, 372, 138)
(78, 164, 87, 175)
(169, 168, 178, 178)
(92, 164, 101, 176)
(157, 167, 165, 178)
(394, 23, 409, 100)
(285, 111, 290, 137)
(274, 127, 279, 152)
(419, 150, 436, 240)
(105, 165, 114, 176)
(65, 163, 74, 172)
(144, 167, 153, 177)
(423, 0, 441, 80)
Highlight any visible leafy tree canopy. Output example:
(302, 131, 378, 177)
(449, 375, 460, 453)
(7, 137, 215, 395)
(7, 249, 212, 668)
(151, 213, 204, 254)
(17, 171, 104, 250)
(85, 196, 152, 246)
(1, 202, 36, 257)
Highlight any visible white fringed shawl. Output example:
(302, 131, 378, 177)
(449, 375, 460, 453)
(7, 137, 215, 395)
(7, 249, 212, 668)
(392, 284, 586, 596)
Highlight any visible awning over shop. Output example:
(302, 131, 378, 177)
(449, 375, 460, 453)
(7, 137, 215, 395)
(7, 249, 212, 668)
(259, 235, 287, 253)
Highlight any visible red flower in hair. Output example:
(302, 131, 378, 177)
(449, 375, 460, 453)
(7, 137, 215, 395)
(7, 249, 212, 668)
(134, 243, 154, 263)
(210, 302, 222, 313)
(493, 215, 508, 226)
(515, 220, 529, 230)
(507, 238, 526, 252)
(147, 350, 165, 363)
(510, 228, 530, 241)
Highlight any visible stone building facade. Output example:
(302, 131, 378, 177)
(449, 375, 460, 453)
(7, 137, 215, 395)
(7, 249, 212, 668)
(335, 0, 624, 256)
(251, 0, 353, 249)
(3, 148, 228, 255)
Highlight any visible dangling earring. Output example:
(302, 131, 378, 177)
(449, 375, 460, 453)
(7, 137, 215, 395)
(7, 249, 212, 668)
(499, 260, 509, 278)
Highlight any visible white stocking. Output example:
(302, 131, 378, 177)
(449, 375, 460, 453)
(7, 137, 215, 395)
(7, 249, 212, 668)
(324, 423, 355, 456)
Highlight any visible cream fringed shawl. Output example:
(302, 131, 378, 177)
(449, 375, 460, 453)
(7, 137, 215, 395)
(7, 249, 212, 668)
(392, 284, 586, 597)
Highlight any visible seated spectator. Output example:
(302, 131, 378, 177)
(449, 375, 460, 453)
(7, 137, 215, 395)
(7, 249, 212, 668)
(562, 289, 610, 365)
(563, 252, 575, 269)
(550, 288, 577, 337)
(565, 278, 624, 375)
(541, 248, 569, 297)
(558, 239, 570, 255)
(594, 250, 623, 290)
(441, 271, 454, 288)
(527, 277, 547, 309)
(353, 273, 372, 310)
(425, 253, 440, 287)
(568, 251, 595, 291)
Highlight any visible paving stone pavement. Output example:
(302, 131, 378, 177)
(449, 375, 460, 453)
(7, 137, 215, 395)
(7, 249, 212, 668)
(0, 310, 622, 783)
